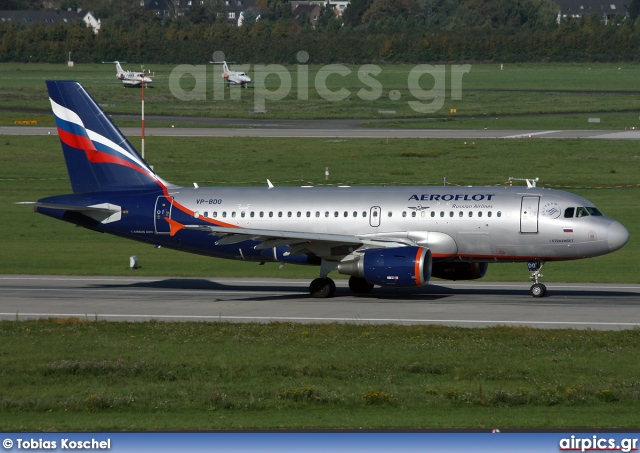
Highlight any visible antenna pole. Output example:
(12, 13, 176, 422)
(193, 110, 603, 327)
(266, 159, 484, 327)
(141, 70, 145, 160)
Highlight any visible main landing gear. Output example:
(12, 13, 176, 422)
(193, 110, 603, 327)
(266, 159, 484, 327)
(528, 261, 547, 297)
(309, 278, 336, 298)
(309, 276, 376, 298)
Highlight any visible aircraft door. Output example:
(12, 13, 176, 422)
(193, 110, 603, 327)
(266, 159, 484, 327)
(369, 206, 381, 227)
(520, 196, 540, 233)
(154, 196, 174, 233)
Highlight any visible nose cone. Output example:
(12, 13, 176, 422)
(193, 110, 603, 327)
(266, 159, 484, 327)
(608, 221, 629, 252)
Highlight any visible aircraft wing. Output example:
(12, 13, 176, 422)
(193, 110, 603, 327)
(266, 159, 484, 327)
(177, 222, 417, 260)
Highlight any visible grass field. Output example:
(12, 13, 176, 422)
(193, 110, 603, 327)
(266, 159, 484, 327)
(2, 62, 640, 125)
(1, 320, 639, 430)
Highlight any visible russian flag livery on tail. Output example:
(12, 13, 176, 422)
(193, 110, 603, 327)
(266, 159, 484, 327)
(20, 81, 629, 298)
(47, 80, 164, 193)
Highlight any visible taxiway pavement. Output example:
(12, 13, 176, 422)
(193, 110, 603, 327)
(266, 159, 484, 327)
(3, 126, 640, 140)
(1, 276, 638, 330)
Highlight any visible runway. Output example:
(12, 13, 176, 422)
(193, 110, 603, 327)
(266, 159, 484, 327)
(1, 276, 638, 330)
(3, 125, 640, 140)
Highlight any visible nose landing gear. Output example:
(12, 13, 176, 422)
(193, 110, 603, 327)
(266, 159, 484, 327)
(528, 261, 547, 297)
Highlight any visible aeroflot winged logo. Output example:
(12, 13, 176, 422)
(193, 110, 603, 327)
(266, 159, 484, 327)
(408, 193, 496, 201)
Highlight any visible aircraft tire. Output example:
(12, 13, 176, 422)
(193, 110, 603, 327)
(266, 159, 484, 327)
(530, 283, 547, 298)
(348, 276, 374, 294)
(310, 278, 335, 298)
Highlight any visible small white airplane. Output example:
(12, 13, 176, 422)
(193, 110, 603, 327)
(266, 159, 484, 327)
(210, 61, 251, 87)
(109, 61, 153, 87)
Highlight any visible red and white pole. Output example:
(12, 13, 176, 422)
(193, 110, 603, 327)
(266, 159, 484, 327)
(141, 77, 145, 160)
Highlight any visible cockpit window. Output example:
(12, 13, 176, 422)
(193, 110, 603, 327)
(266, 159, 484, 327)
(575, 207, 588, 218)
(586, 207, 603, 216)
(564, 207, 574, 218)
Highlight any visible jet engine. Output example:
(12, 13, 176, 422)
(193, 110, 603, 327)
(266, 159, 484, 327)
(337, 246, 432, 287)
(431, 261, 488, 280)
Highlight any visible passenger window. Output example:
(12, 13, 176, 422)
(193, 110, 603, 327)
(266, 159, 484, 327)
(459, 211, 463, 217)
(488, 212, 492, 217)
(307, 211, 311, 218)
(203, 212, 208, 218)
(278, 212, 282, 218)
(431, 211, 435, 217)
(250, 212, 255, 218)
(564, 207, 575, 218)
(449, 211, 454, 217)
(497, 211, 502, 217)
(222, 212, 227, 218)
(363, 211, 367, 218)
(213, 212, 218, 218)
(402, 212, 407, 218)
(388, 211, 393, 217)
(296, 212, 301, 218)
(325, 211, 329, 217)
(468, 211, 473, 217)
(288, 212, 292, 218)
(316, 211, 320, 218)
(232, 212, 236, 218)
(260, 211, 264, 218)
(353, 211, 358, 217)
(269, 211, 273, 218)
(478, 212, 482, 218)
(412, 211, 416, 217)
(241, 212, 245, 218)
(440, 211, 444, 217)
(344, 211, 348, 217)
(334, 211, 339, 218)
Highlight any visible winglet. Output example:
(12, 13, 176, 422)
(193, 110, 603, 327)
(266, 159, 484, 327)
(165, 218, 185, 237)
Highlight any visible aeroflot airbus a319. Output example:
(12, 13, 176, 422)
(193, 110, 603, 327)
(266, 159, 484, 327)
(21, 81, 629, 298)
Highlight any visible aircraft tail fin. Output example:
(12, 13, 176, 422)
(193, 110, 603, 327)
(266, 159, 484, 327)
(46, 80, 166, 194)
(115, 61, 124, 77)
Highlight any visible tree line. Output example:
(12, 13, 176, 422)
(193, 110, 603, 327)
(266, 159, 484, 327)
(2, 0, 640, 63)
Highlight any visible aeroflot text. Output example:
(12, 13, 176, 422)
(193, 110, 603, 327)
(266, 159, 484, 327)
(408, 194, 496, 201)
(15, 438, 111, 449)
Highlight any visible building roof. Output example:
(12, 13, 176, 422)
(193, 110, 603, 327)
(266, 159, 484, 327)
(553, 0, 628, 16)
(292, 3, 321, 25)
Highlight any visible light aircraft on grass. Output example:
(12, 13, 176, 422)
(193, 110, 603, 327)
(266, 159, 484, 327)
(20, 81, 629, 298)
(108, 61, 153, 87)
(209, 60, 251, 87)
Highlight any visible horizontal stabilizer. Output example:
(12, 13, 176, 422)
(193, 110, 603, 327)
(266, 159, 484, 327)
(16, 201, 118, 213)
(17, 201, 122, 224)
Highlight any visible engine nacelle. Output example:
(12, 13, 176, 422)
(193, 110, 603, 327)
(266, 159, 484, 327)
(337, 246, 432, 287)
(431, 261, 488, 280)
